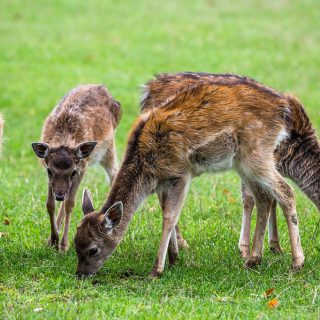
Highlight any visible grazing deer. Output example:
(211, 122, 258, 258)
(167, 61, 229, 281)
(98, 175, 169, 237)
(32, 85, 121, 252)
(140, 72, 319, 258)
(74, 73, 304, 278)
(0, 114, 3, 155)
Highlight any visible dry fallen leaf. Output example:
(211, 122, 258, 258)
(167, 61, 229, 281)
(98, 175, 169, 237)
(222, 189, 231, 195)
(149, 206, 157, 213)
(267, 298, 279, 309)
(264, 288, 275, 297)
(3, 218, 10, 225)
(228, 196, 237, 204)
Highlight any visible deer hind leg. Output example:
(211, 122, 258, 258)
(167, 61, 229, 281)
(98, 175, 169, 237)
(268, 199, 283, 254)
(270, 173, 304, 270)
(239, 182, 254, 258)
(59, 172, 84, 252)
(46, 185, 59, 249)
(239, 183, 283, 258)
(151, 177, 190, 277)
(100, 139, 117, 185)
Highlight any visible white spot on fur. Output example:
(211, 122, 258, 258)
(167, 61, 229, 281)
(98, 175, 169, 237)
(275, 128, 288, 148)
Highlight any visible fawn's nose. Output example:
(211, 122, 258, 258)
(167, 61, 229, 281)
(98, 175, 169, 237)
(54, 193, 66, 201)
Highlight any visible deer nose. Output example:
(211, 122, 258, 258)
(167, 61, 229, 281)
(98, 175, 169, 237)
(54, 193, 66, 201)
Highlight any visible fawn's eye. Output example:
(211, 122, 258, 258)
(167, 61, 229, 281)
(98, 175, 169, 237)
(47, 168, 53, 177)
(71, 170, 78, 178)
(88, 247, 99, 257)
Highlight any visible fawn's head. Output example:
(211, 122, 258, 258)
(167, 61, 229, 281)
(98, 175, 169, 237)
(31, 142, 97, 201)
(74, 188, 123, 278)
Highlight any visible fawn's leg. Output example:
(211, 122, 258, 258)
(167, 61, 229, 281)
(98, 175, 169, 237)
(100, 139, 117, 185)
(239, 182, 254, 258)
(60, 172, 84, 252)
(56, 204, 65, 231)
(268, 199, 283, 254)
(46, 185, 58, 249)
(151, 177, 190, 277)
(245, 183, 273, 268)
(47, 203, 65, 244)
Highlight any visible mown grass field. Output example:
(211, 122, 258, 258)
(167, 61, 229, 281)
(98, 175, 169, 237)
(1, 0, 320, 318)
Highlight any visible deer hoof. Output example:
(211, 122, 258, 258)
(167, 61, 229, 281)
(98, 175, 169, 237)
(239, 244, 250, 259)
(245, 256, 262, 269)
(269, 242, 283, 255)
(149, 267, 163, 279)
(59, 242, 69, 253)
(47, 234, 59, 250)
(292, 257, 304, 272)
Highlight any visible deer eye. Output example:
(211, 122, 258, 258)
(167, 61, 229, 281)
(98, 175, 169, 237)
(71, 170, 78, 178)
(88, 247, 99, 257)
(47, 168, 53, 178)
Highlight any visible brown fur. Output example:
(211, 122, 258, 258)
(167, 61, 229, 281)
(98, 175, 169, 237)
(32, 84, 121, 252)
(74, 73, 304, 277)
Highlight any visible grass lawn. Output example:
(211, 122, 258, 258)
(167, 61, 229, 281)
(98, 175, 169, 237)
(1, 0, 320, 318)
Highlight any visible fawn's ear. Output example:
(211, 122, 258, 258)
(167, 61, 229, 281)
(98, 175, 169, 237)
(31, 142, 51, 158)
(82, 188, 95, 215)
(75, 141, 97, 159)
(104, 202, 123, 231)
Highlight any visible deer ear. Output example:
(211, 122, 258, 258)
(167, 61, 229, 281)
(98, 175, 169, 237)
(75, 141, 97, 159)
(32, 142, 51, 158)
(104, 202, 123, 231)
(82, 188, 95, 215)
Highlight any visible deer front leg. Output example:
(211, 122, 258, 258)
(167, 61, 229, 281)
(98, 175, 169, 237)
(59, 172, 84, 252)
(47, 203, 65, 245)
(268, 199, 283, 254)
(151, 177, 190, 278)
(239, 182, 254, 258)
(46, 186, 59, 249)
(157, 191, 189, 256)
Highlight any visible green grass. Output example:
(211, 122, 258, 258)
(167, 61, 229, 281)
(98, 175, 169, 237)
(1, 0, 320, 318)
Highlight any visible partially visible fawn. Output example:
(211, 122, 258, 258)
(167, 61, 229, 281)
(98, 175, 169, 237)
(140, 72, 319, 258)
(74, 73, 304, 278)
(32, 85, 121, 252)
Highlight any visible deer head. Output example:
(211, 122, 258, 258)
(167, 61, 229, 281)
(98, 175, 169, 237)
(74, 188, 123, 278)
(31, 142, 97, 201)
